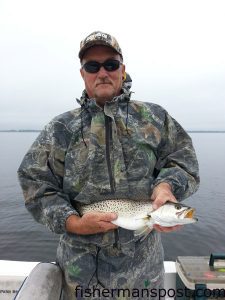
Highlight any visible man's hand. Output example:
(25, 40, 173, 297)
(151, 182, 182, 233)
(66, 212, 118, 235)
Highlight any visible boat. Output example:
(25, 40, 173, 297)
(1, 255, 224, 299)
(0, 260, 176, 299)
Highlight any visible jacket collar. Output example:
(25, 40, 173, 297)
(76, 85, 132, 114)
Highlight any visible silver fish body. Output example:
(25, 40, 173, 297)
(77, 199, 197, 235)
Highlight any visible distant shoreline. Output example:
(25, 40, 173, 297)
(0, 130, 225, 133)
(188, 130, 225, 133)
(0, 130, 41, 132)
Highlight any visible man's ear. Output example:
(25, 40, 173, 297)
(122, 64, 126, 80)
(80, 68, 85, 80)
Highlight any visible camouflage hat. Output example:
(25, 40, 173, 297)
(79, 31, 123, 60)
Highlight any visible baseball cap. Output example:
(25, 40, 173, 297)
(79, 31, 123, 60)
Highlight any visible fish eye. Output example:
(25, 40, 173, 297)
(175, 204, 182, 210)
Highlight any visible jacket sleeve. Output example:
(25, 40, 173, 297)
(152, 111, 200, 200)
(17, 121, 79, 234)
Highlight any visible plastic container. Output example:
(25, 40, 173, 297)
(175, 254, 225, 299)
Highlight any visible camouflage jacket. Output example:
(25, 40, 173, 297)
(18, 87, 200, 236)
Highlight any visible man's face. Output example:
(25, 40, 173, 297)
(80, 45, 125, 107)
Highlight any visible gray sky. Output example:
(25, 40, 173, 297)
(1, 0, 225, 130)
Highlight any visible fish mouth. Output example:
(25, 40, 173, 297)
(184, 208, 195, 219)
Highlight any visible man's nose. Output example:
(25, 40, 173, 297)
(97, 66, 108, 78)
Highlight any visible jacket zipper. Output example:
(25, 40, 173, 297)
(105, 115, 115, 193)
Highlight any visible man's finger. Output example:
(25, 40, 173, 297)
(98, 221, 118, 232)
(152, 197, 177, 210)
(98, 212, 118, 222)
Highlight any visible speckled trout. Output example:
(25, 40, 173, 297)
(77, 199, 197, 235)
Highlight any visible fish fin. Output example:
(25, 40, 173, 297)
(134, 226, 153, 240)
(135, 226, 153, 242)
(140, 229, 153, 242)
(135, 215, 150, 221)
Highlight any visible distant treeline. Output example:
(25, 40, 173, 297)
(188, 130, 225, 133)
(0, 130, 41, 132)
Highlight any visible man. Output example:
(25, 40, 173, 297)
(18, 31, 199, 299)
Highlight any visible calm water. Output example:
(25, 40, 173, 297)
(0, 132, 225, 262)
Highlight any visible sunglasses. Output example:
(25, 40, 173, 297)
(82, 59, 122, 73)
